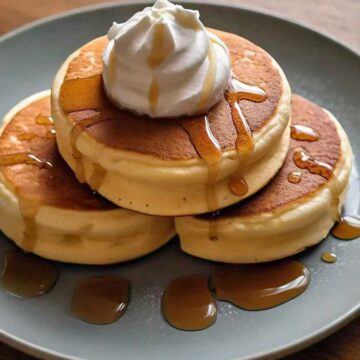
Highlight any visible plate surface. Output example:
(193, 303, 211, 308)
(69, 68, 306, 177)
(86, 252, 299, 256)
(0, 2, 359, 359)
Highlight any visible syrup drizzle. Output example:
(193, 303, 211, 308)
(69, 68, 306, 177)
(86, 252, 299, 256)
(331, 216, 360, 240)
(147, 23, 168, 115)
(0, 152, 53, 169)
(288, 171, 302, 184)
(181, 116, 222, 240)
(69, 113, 106, 183)
(293, 148, 333, 180)
(88, 163, 107, 191)
(1, 251, 59, 298)
(321, 252, 337, 263)
(162, 274, 217, 331)
(211, 259, 310, 310)
(71, 276, 129, 324)
(226, 79, 266, 195)
(291, 124, 320, 142)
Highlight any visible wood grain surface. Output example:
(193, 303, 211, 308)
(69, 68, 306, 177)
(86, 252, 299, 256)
(0, 1, 359, 359)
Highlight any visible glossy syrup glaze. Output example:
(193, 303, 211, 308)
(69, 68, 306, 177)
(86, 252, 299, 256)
(331, 216, 360, 240)
(211, 260, 310, 310)
(1, 251, 59, 298)
(226, 79, 266, 196)
(162, 274, 217, 331)
(291, 124, 320, 142)
(71, 275, 129, 324)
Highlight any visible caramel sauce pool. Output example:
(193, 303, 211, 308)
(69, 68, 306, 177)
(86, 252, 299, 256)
(291, 124, 320, 142)
(211, 260, 310, 310)
(1, 251, 59, 298)
(331, 216, 360, 240)
(71, 276, 129, 324)
(162, 274, 217, 331)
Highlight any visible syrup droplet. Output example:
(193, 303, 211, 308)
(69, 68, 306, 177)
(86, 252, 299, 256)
(1, 251, 59, 298)
(211, 260, 310, 310)
(228, 176, 248, 196)
(291, 124, 320, 142)
(288, 171, 302, 184)
(321, 252, 337, 263)
(293, 148, 333, 180)
(331, 216, 360, 240)
(46, 129, 56, 139)
(162, 274, 217, 331)
(71, 276, 129, 325)
(35, 115, 54, 126)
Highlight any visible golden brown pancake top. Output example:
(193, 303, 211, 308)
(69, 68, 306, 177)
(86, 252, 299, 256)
(63, 29, 282, 160)
(0, 96, 116, 210)
(214, 95, 341, 218)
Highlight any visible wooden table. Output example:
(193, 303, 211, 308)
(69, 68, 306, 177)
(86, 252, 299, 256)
(0, 1, 359, 359)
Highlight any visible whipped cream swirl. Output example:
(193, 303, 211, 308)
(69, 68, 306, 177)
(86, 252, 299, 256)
(102, 0, 231, 118)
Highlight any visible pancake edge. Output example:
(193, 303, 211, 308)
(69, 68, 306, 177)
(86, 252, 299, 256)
(0, 91, 175, 264)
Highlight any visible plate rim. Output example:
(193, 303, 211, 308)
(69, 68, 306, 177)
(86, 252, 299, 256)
(0, 1, 359, 359)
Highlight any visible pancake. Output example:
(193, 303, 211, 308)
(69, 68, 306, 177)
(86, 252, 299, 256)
(0, 91, 175, 264)
(175, 95, 353, 263)
(52, 29, 291, 216)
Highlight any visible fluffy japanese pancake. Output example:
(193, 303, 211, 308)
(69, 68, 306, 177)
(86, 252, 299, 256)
(0, 91, 175, 265)
(175, 95, 352, 263)
(52, 29, 291, 216)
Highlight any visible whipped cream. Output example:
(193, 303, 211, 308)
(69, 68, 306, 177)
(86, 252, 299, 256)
(102, 0, 231, 118)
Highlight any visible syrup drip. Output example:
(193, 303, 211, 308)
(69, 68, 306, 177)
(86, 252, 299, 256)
(35, 115, 54, 126)
(71, 276, 129, 324)
(70, 113, 107, 183)
(17, 133, 36, 141)
(211, 259, 310, 310)
(291, 124, 320, 142)
(181, 116, 222, 240)
(288, 171, 302, 184)
(147, 22, 168, 115)
(226, 79, 267, 196)
(0, 152, 53, 169)
(331, 216, 360, 240)
(88, 163, 107, 191)
(293, 148, 333, 180)
(19, 199, 40, 251)
(162, 274, 217, 331)
(1, 251, 59, 298)
(321, 252, 337, 263)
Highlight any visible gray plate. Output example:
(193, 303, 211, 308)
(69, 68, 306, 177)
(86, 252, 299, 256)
(0, 1, 359, 359)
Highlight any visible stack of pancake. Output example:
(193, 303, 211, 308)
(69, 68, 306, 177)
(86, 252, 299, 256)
(0, 28, 352, 264)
